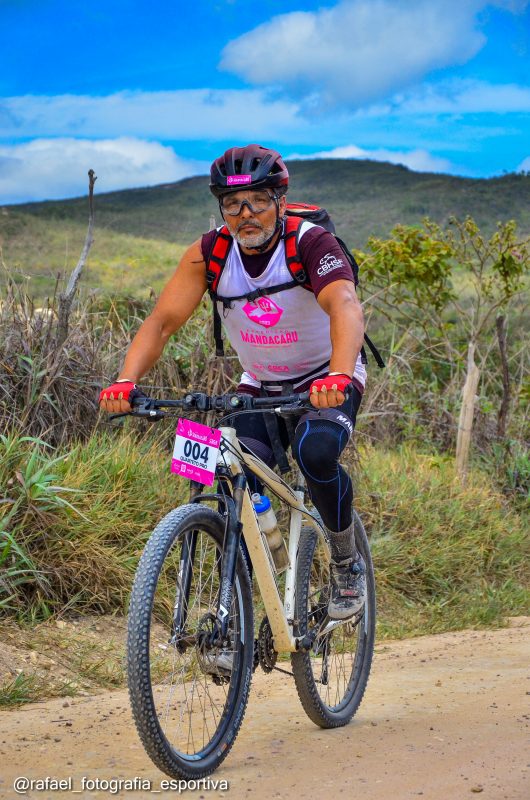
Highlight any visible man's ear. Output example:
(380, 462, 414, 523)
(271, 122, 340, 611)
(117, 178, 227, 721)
(279, 195, 287, 215)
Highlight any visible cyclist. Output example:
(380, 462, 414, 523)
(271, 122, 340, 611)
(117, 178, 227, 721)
(99, 143, 366, 622)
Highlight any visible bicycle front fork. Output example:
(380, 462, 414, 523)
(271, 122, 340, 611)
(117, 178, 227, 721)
(215, 473, 246, 644)
(171, 474, 247, 648)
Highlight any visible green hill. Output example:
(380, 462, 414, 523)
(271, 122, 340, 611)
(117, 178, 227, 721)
(2, 159, 529, 298)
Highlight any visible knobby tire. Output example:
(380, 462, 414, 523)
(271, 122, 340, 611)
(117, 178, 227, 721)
(291, 510, 376, 727)
(127, 504, 253, 779)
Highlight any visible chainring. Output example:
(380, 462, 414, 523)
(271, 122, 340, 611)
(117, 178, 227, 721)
(257, 616, 277, 673)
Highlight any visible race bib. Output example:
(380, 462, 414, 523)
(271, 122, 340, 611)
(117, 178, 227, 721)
(171, 419, 222, 486)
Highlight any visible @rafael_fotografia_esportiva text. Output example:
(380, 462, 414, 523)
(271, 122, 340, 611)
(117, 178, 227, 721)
(12, 776, 230, 795)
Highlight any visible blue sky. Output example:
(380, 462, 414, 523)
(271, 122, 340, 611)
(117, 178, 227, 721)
(1, 0, 529, 203)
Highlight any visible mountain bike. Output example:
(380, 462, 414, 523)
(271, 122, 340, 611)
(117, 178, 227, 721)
(124, 391, 375, 779)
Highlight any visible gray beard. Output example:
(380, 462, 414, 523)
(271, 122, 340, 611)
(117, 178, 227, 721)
(233, 220, 276, 249)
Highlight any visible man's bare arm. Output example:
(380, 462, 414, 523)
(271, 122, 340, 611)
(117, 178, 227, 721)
(101, 240, 207, 412)
(318, 279, 364, 376)
(310, 279, 364, 409)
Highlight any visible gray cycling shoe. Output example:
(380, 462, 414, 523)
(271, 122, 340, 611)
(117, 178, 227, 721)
(202, 649, 233, 676)
(328, 555, 366, 620)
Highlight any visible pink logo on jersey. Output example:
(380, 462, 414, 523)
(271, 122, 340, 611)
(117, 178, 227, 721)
(227, 174, 252, 186)
(242, 297, 284, 327)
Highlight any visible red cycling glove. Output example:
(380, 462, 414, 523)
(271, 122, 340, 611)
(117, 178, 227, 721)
(99, 380, 142, 405)
(310, 373, 352, 395)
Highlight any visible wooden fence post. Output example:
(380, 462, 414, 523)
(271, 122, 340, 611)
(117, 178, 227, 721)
(456, 341, 480, 482)
(496, 315, 511, 438)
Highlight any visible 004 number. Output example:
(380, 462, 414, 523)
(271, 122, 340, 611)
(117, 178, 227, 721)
(183, 440, 209, 463)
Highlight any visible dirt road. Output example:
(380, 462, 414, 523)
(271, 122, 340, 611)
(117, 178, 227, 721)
(1, 621, 528, 800)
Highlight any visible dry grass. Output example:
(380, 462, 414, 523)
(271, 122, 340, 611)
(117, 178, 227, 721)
(0, 271, 238, 447)
(0, 616, 127, 704)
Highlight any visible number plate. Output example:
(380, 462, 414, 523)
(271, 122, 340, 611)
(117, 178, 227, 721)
(171, 419, 222, 486)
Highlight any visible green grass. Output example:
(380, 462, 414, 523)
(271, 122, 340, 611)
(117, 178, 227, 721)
(0, 431, 188, 621)
(0, 672, 42, 706)
(1, 432, 528, 636)
(354, 445, 530, 638)
(2, 159, 530, 299)
(0, 670, 76, 707)
(2, 218, 185, 298)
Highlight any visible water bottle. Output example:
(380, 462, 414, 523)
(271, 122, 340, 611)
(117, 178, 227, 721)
(251, 493, 290, 573)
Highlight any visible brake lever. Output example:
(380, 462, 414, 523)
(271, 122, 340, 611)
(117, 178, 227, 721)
(276, 401, 312, 415)
(275, 385, 351, 415)
(107, 396, 155, 422)
(132, 408, 167, 420)
(108, 407, 167, 422)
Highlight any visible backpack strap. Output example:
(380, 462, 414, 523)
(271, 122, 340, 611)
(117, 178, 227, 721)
(260, 383, 294, 474)
(334, 235, 360, 286)
(362, 334, 386, 368)
(283, 216, 312, 289)
(206, 226, 232, 357)
(206, 225, 232, 293)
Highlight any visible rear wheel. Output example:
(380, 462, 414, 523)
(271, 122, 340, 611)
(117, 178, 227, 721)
(291, 511, 375, 727)
(127, 504, 253, 778)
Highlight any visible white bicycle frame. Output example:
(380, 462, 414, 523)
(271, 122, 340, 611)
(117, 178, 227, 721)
(217, 425, 330, 653)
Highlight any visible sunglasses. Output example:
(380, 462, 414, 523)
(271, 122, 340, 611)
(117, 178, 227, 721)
(220, 191, 276, 216)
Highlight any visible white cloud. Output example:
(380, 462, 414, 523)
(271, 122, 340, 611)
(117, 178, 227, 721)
(1, 72, 528, 202)
(288, 144, 452, 173)
(220, 0, 527, 109)
(0, 89, 302, 141)
(518, 156, 530, 171)
(2, 77, 529, 152)
(394, 79, 530, 115)
(0, 137, 208, 204)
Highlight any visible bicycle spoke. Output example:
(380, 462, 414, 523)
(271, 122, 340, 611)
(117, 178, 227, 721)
(144, 522, 244, 757)
(292, 521, 374, 726)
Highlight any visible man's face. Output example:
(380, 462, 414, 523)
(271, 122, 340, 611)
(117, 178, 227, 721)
(221, 189, 286, 249)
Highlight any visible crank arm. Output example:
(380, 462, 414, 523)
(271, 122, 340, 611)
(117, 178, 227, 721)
(296, 613, 362, 651)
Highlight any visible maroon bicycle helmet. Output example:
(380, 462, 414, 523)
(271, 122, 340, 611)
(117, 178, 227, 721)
(209, 144, 289, 198)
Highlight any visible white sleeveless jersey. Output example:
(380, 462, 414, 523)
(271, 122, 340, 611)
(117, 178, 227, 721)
(216, 222, 367, 390)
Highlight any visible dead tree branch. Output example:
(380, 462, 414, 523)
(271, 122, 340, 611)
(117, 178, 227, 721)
(56, 170, 96, 346)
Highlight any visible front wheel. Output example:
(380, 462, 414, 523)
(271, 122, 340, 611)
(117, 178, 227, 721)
(291, 510, 376, 727)
(127, 504, 254, 779)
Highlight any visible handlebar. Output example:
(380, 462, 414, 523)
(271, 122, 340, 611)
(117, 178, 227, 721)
(113, 391, 312, 422)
